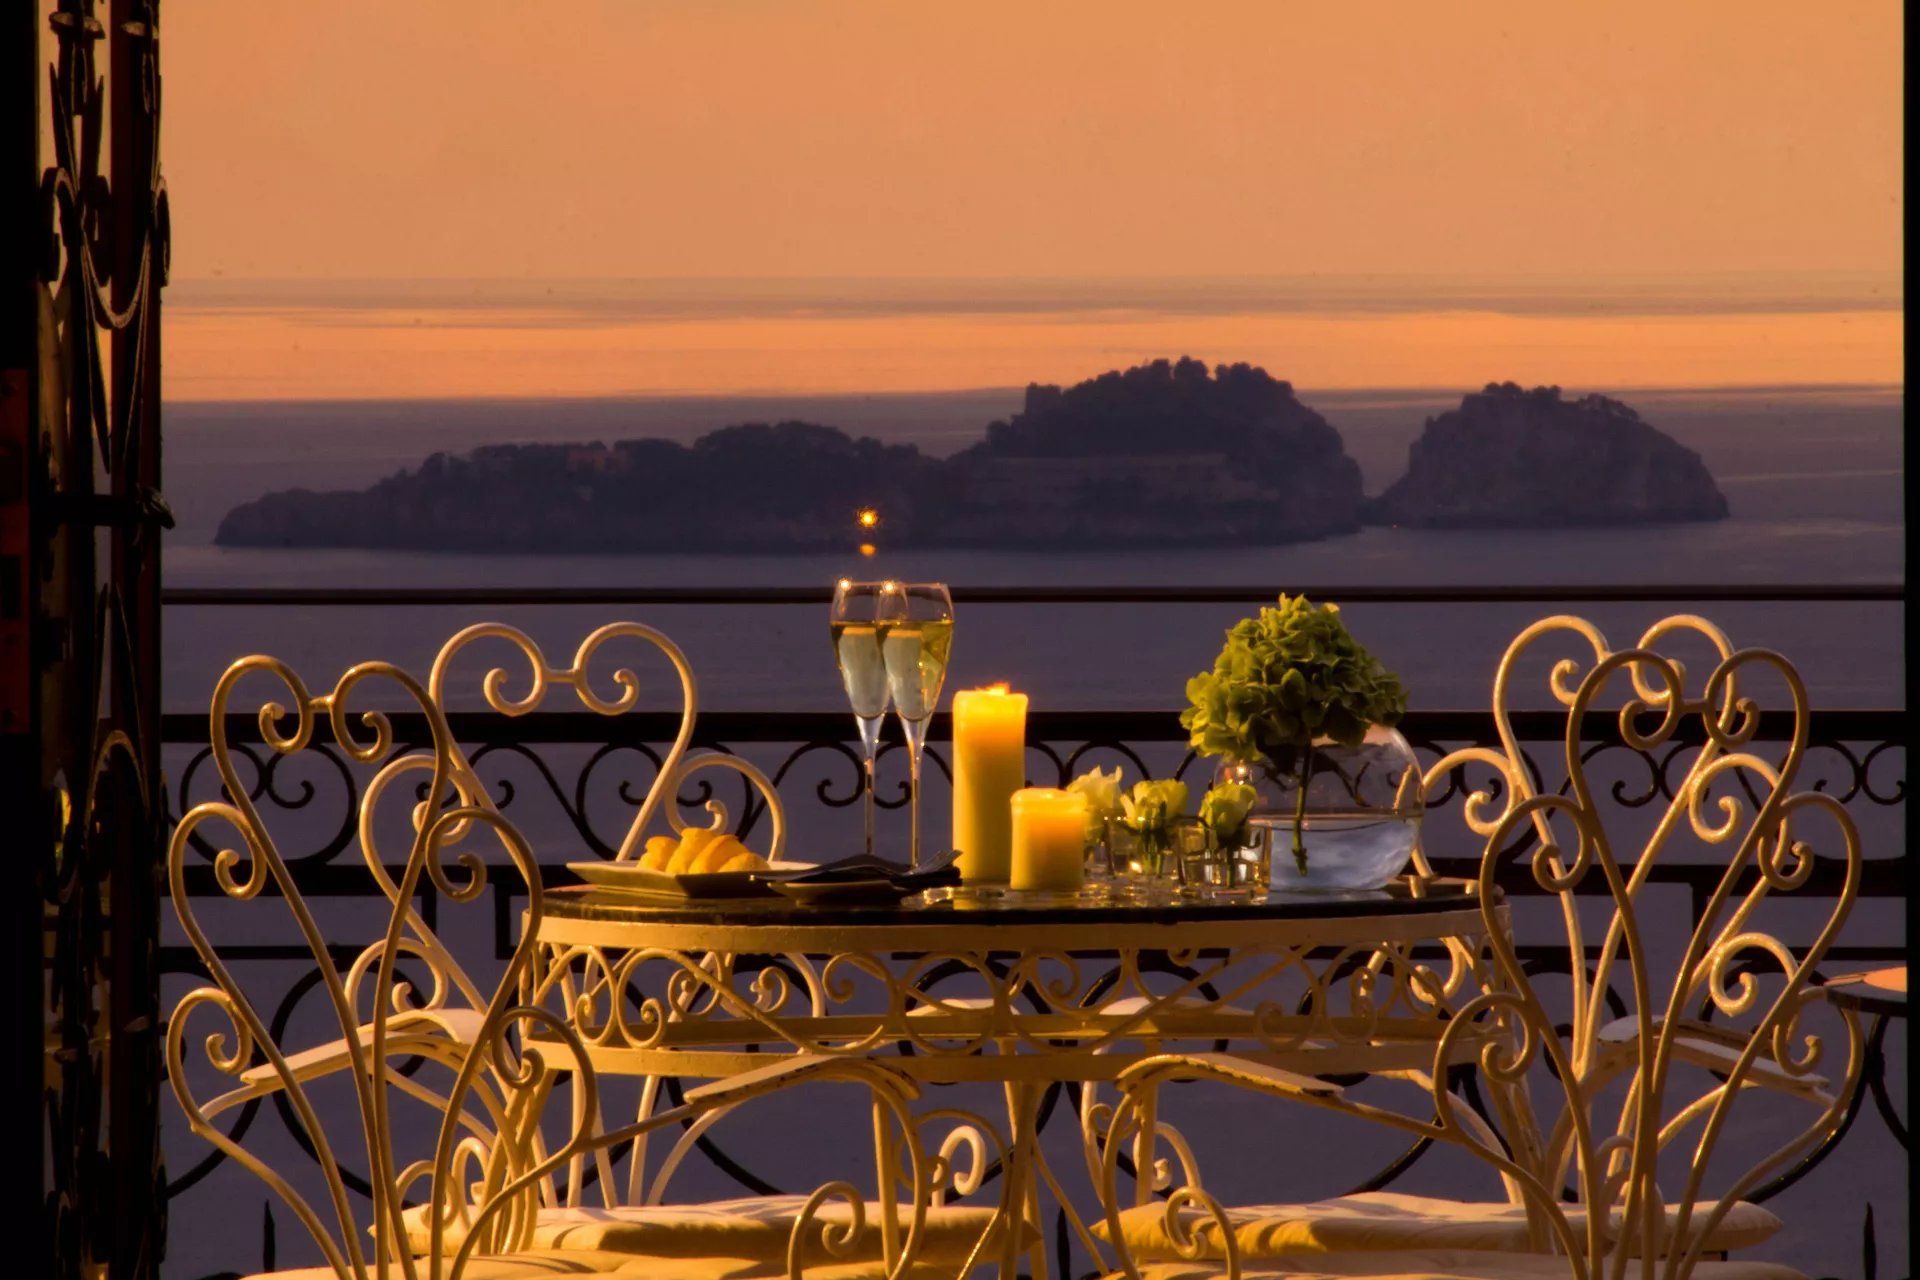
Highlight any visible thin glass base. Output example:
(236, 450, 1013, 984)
(997, 885, 1104, 907)
(946, 882, 1008, 902)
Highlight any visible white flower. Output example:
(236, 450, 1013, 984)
(1200, 781, 1258, 839)
(1067, 765, 1125, 842)
(1120, 778, 1190, 833)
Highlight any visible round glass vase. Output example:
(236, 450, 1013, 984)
(1214, 724, 1423, 892)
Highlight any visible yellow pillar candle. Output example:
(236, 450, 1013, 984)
(951, 684, 1027, 884)
(1010, 787, 1088, 893)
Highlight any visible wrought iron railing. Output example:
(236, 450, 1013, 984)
(156, 586, 1907, 1280)
(164, 705, 1905, 945)
(161, 584, 1909, 605)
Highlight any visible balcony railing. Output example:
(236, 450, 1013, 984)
(163, 583, 1908, 605)
(156, 585, 1906, 1280)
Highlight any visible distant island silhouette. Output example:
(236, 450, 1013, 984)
(214, 359, 1728, 553)
(1367, 382, 1729, 528)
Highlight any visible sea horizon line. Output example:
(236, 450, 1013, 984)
(163, 380, 1906, 412)
(163, 269, 1904, 323)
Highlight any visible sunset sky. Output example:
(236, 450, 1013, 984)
(159, 0, 1902, 398)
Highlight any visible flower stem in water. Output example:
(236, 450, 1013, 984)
(1291, 743, 1314, 875)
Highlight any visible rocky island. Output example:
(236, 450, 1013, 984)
(214, 364, 1729, 553)
(215, 422, 939, 554)
(1364, 383, 1729, 528)
(215, 359, 1365, 552)
(936, 358, 1361, 547)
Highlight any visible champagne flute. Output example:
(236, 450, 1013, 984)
(830, 579, 893, 858)
(880, 582, 954, 871)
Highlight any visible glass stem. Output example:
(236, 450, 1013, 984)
(907, 743, 923, 871)
(862, 748, 877, 859)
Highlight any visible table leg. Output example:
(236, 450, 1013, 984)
(998, 1077, 1025, 1278)
(566, 1077, 587, 1207)
(874, 1094, 902, 1270)
(1001, 1077, 1050, 1280)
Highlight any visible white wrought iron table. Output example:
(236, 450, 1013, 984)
(525, 878, 1513, 1277)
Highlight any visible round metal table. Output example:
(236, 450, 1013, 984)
(530, 878, 1505, 1083)
(524, 878, 1513, 1279)
(1825, 967, 1907, 1156)
(1824, 967, 1907, 1020)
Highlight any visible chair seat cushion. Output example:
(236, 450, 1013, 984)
(250, 1255, 978, 1280)
(1116, 1248, 1806, 1280)
(399, 1196, 1027, 1266)
(1094, 1192, 1781, 1258)
(257, 1236, 1006, 1280)
(246, 1249, 752, 1279)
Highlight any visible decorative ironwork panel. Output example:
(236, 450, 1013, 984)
(6, 2, 171, 1277)
(158, 705, 1903, 1278)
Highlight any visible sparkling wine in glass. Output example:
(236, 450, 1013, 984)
(880, 582, 954, 871)
(831, 579, 893, 858)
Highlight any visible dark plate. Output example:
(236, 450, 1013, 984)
(566, 859, 814, 899)
(765, 876, 921, 906)
(752, 848, 960, 889)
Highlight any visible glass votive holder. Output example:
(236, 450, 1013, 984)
(1179, 823, 1274, 900)
(1106, 816, 1207, 901)
(1083, 830, 1116, 888)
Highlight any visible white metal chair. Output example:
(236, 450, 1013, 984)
(1095, 615, 1864, 1280)
(166, 652, 965, 1280)
(426, 620, 788, 868)
(419, 623, 1023, 1276)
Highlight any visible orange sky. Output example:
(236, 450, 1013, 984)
(156, 1, 1902, 396)
(160, 304, 1899, 400)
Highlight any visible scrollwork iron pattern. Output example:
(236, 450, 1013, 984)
(165, 652, 967, 1280)
(34, 2, 171, 1278)
(1104, 617, 1895, 1280)
(159, 692, 1902, 1279)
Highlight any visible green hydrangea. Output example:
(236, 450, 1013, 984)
(1180, 596, 1406, 872)
(1180, 595, 1405, 763)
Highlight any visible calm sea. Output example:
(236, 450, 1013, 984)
(161, 384, 1904, 714)
(157, 381, 1906, 1280)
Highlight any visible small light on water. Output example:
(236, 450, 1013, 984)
(856, 507, 881, 530)
(858, 543, 877, 557)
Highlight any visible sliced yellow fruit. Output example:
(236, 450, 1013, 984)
(690, 834, 748, 874)
(666, 826, 718, 875)
(640, 835, 678, 871)
(717, 849, 768, 873)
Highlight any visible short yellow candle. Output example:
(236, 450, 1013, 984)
(1010, 787, 1088, 893)
(951, 684, 1028, 883)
